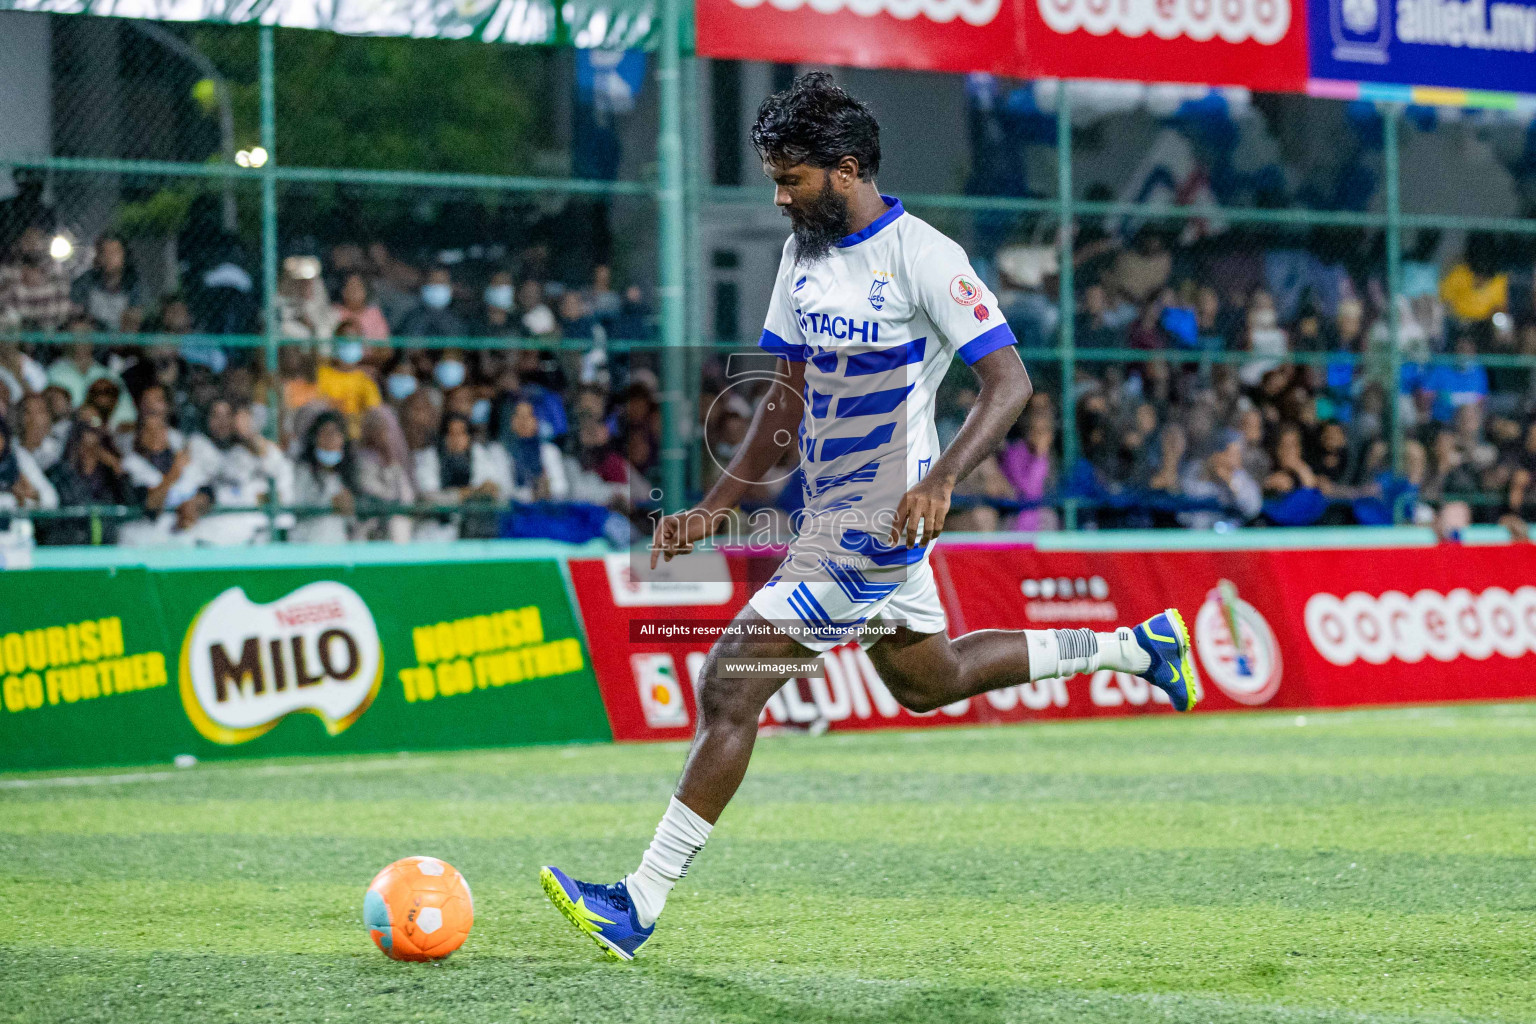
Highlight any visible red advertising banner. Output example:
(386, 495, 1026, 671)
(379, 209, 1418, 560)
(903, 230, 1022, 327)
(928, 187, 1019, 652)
(571, 541, 1536, 743)
(694, 0, 1024, 76)
(694, 0, 1310, 92)
(1020, 0, 1310, 93)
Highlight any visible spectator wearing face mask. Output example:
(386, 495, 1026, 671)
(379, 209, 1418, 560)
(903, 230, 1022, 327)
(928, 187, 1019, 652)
(315, 324, 382, 433)
(0, 414, 60, 548)
(71, 235, 143, 332)
(413, 412, 511, 540)
(382, 361, 422, 407)
(431, 351, 470, 397)
(291, 411, 358, 544)
(476, 270, 518, 337)
(398, 267, 467, 338)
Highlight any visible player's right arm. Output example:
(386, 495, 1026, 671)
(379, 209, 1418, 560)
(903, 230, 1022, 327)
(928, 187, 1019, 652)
(651, 243, 810, 567)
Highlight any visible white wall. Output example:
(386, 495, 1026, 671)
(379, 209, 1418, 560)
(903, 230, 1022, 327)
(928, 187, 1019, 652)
(0, 12, 51, 202)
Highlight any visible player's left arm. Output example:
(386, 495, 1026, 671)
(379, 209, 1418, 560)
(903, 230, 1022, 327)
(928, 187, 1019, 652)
(890, 346, 1031, 548)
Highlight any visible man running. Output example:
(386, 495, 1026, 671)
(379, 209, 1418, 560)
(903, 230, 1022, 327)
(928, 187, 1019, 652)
(541, 72, 1198, 961)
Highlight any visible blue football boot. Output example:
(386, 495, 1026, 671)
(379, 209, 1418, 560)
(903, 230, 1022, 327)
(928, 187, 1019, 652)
(1133, 608, 1200, 712)
(540, 865, 654, 961)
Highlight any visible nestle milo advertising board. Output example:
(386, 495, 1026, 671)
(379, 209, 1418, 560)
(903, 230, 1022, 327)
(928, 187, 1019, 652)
(0, 559, 610, 772)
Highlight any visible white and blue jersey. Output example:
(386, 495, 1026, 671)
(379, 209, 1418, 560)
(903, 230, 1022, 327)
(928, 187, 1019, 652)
(748, 195, 1017, 651)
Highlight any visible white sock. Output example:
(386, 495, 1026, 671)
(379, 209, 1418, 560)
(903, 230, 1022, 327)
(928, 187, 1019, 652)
(625, 796, 713, 928)
(1024, 628, 1098, 679)
(1097, 626, 1152, 675)
(1024, 627, 1150, 679)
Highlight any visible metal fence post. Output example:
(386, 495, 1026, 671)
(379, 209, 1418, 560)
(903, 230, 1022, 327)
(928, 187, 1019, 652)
(1056, 83, 1077, 531)
(656, 0, 689, 515)
(1383, 105, 1404, 505)
(682, 54, 704, 501)
(259, 26, 280, 535)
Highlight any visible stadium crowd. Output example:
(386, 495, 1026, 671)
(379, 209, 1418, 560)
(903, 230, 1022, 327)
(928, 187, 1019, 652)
(964, 223, 1536, 535)
(1, 216, 1535, 547)
(0, 224, 660, 547)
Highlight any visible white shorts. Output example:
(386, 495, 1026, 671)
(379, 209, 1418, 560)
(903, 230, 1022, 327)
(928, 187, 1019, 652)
(747, 545, 948, 653)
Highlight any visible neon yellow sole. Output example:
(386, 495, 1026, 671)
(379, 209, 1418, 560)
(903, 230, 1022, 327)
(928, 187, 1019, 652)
(539, 867, 632, 962)
(1165, 607, 1200, 712)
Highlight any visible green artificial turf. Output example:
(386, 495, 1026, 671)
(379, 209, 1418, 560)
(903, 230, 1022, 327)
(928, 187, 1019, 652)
(2, 703, 1534, 1023)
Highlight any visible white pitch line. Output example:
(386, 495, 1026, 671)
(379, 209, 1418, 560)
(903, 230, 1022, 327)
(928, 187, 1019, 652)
(0, 742, 622, 791)
(0, 769, 181, 790)
(0, 753, 465, 791)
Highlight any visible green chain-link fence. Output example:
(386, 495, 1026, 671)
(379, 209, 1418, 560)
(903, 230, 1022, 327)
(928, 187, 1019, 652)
(2, 7, 1535, 542)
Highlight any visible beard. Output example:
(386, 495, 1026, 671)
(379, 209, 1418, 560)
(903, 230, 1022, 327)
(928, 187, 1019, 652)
(788, 177, 850, 266)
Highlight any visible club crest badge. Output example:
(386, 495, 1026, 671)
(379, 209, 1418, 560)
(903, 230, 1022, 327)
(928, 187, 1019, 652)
(868, 271, 892, 311)
(974, 304, 990, 322)
(950, 274, 981, 306)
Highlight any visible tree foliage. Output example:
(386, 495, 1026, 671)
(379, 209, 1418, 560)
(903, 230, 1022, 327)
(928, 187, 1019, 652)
(194, 27, 547, 175)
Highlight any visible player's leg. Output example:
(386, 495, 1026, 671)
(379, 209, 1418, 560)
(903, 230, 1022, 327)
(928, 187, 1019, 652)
(671, 604, 806, 820)
(866, 623, 1142, 711)
(867, 565, 1196, 712)
(541, 603, 805, 960)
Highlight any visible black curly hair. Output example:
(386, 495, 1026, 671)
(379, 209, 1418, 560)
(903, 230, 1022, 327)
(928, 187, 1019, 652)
(750, 72, 881, 180)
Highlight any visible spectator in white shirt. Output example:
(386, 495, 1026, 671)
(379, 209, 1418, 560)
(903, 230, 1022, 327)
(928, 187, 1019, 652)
(0, 342, 48, 403)
(1179, 429, 1263, 530)
(290, 411, 358, 545)
(0, 415, 59, 548)
(276, 255, 337, 341)
(15, 394, 62, 473)
(355, 405, 416, 543)
(183, 398, 294, 545)
(119, 413, 210, 547)
(413, 412, 510, 540)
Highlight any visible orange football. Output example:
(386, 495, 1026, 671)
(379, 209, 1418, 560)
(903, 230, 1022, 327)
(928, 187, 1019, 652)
(364, 856, 474, 961)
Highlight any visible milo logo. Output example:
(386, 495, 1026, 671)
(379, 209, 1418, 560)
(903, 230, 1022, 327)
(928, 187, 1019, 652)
(179, 582, 383, 744)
